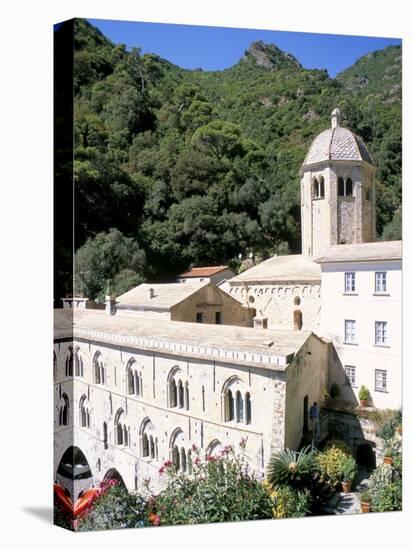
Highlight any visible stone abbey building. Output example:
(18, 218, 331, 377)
(54, 109, 401, 499)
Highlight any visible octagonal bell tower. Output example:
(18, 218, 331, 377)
(300, 108, 376, 258)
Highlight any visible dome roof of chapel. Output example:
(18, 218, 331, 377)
(302, 108, 374, 168)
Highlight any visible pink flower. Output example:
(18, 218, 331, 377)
(153, 515, 161, 526)
(194, 457, 201, 465)
(159, 466, 165, 475)
(191, 444, 197, 451)
(206, 455, 216, 462)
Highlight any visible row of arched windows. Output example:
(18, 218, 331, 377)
(225, 389, 252, 424)
(127, 360, 143, 397)
(312, 176, 359, 198)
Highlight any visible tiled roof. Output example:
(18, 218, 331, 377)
(179, 266, 231, 278)
(230, 254, 321, 284)
(116, 282, 208, 308)
(303, 126, 374, 167)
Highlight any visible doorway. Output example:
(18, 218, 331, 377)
(303, 395, 309, 433)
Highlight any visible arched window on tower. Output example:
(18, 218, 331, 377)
(293, 309, 303, 330)
(338, 177, 345, 196)
(313, 177, 319, 199)
(319, 176, 325, 198)
(345, 178, 353, 196)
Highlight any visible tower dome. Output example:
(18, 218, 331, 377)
(302, 108, 374, 168)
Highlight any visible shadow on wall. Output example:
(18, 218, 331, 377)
(325, 345, 378, 470)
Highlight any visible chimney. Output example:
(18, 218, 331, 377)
(148, 287, 155, 299)
(253, 315, 268, 329)
(105, 295, 116, 315)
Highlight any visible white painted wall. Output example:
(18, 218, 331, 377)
(319, 259, 401, 409)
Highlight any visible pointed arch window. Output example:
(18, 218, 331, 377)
(338, 176, 354, 197)
(65, 348, 73, 377)
(223, 379, 251, 426)
(75, 348, 84, 377)
(126, 360, 143, 397)
(59, 393, 70, 426)
(140, 418, 158, 461)
(79, 395, 90, 428)
(93, 352, 106, 385)
(114, 409, 128, 447)
(168, 368, 189, 411)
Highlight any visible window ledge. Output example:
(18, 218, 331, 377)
(374, 388, 388, 393)
(373, 293, 390, 297)
(374, 344, 391, 349)
(343, 292, 358, 296)
(343, 342, 358, 346)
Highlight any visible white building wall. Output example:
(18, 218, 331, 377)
(319, 260, 401, 409)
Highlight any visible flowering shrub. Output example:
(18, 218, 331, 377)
(151, 443, 273, 525)
(315, 440, 352, 490)
(76, 482, 148, 531)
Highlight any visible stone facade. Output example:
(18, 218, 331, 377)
(54, 311, 329, 499)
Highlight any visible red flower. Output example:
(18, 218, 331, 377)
(191, 444, 197, 451)
(152, 515, 161, 526)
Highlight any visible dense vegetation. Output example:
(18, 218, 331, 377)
(65, 19, 401, 300)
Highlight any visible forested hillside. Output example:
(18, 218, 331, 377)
(64, 19, 401, 301)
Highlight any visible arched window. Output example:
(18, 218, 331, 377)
(93, 352, 105, 385)
(313, 177, 319, 199)
(149, 435, 155, 458)
(225, 389, 234, 421)
(172, 445, 180, 470)
(319, 176, 325, 198)
(184, 381, 190, 410)
(338, 177, 345, 196)
(126, 360, 143, 397)
(103, 422, 108, 449)
(59, 393, 70, 426)
(114, 409, 128, 446)
(168, 368, 189, 410)
(293, 309, 303, 330)
(346, 177, 353, 196)
(178, 380, 184, 408)
(75, 348, 83, 377)
(245, 392, 252, 425)
(140, 418, 157, 460)
(206, 439, 224, 458)
(142, 433, 149, 457)
(180, 448, 187, 472)
(235, 391, 244, 423)
(127, 367, 135, 395)
(79, 395, 90, 428)
(65, 348, 73, 377)
(169, 378, 177, 408)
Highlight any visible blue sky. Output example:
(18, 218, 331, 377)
(88, 18, 401, 78)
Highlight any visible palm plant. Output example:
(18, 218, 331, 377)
(266, 446, 316, 491)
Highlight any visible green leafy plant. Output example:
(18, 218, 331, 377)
(266, 446, 316, 491)
(315, 440, 351, 490)
(341, 457, 357, 482)
(153, 443, 273, 526)
(358, 385, 371, 402)
(264, 483, 311, 518)
(371, 479, 402, 512)
(359, 489, 372, 504)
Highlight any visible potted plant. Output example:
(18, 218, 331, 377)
(360, 490, 372, 513)
(383, 445, 395, 465)
(358, 386, 371, 408)
(341, 457, 357, 493)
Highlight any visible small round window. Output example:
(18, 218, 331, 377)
(293, 296, 301, 306)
